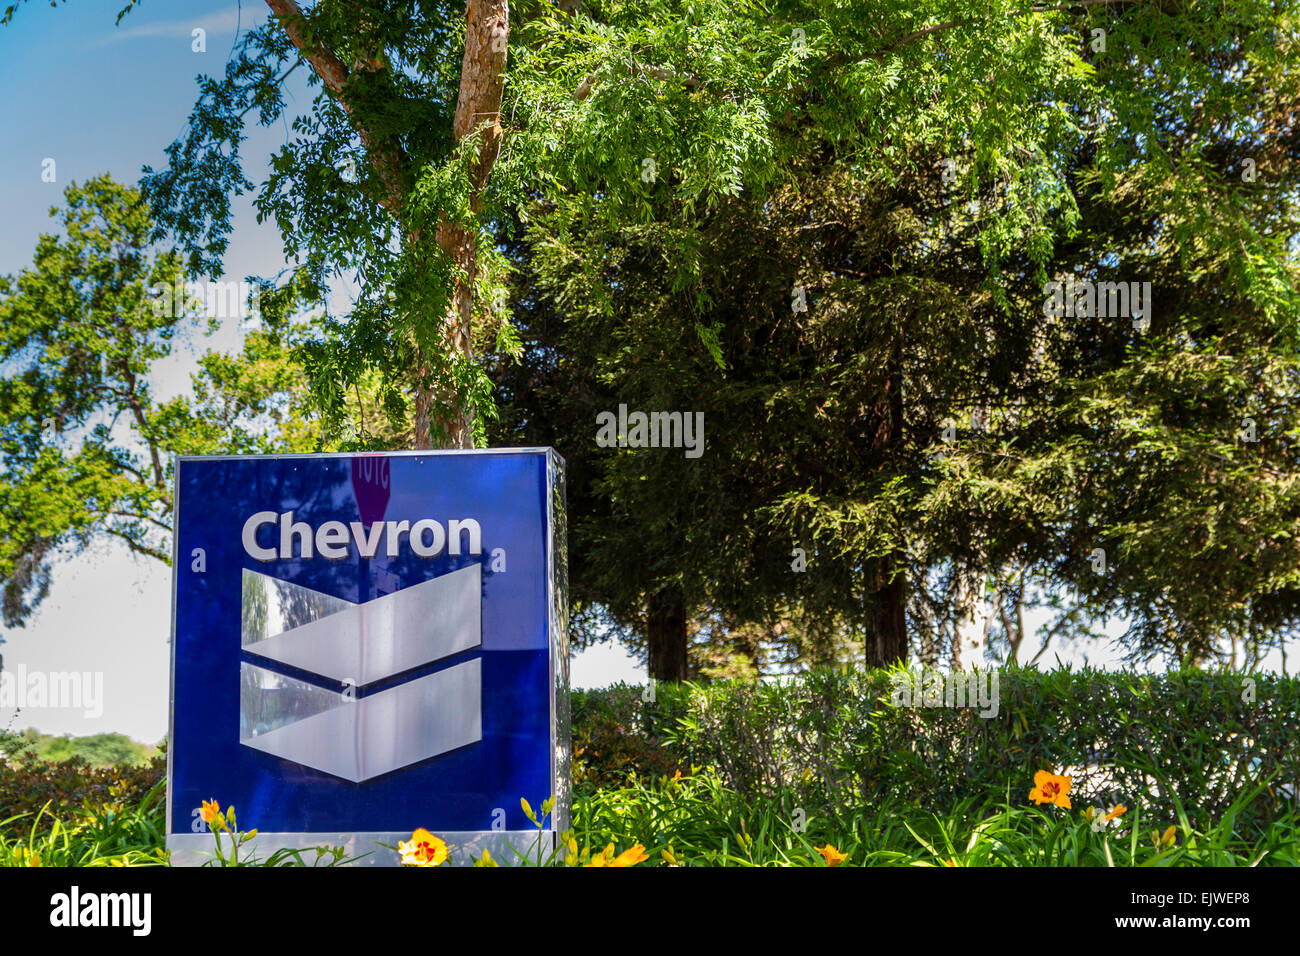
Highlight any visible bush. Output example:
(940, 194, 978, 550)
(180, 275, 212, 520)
(0, 752, 166, 833)
(571, 683, 691, 788)
(574, 665, 1300, 834)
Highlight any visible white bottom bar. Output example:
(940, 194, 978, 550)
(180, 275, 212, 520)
(166, 830, 554, 867)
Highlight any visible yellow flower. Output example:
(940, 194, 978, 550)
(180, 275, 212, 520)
(198, 799, 220, 824)
(661, 845, 677, 866)
(583, 842, 647, 867)
(1028, 770, 1072, 809)
(1151, 825, 1177, 849)
(584, 843, 615, 867)
(474, 849, 499, 867)
(815, 844, 848, 867)
(399, 828, 449, 867)
(610, 844, 648, 867)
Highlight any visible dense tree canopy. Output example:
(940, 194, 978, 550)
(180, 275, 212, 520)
(492, 0, 1300, 675)
(1, 0, 1296, 679)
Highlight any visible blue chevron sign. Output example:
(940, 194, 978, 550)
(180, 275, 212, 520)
(165, 449, 570, 865)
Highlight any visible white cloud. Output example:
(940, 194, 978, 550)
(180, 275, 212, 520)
(88, 6, 258, 49)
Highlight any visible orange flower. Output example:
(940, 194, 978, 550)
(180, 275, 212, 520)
(610, 844, 648, 867)
(1104, 804, 1127, 822)
(399, 828, 449, 867)
(815, 844, 848, 867)
(1028, 770, 1072, 809)
(198, 799, 220, 824)
(584, 842, 648, 867)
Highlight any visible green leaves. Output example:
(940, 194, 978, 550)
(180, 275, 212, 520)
(0, 177, 328, 624)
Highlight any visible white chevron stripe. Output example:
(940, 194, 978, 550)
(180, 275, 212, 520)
(240, 659, 482, 782)
(241, 563, 481, 686)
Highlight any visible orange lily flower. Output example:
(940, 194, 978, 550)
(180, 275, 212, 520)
(1029, 770, 1072, 809)
(583, 842, 648, 867)
(609, 844, 649, 867)
(198, 798, 220, 824)
(815, 844, 848, 867)
(399, 828, 449, 867)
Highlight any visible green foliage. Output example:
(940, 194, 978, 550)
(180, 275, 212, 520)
(0, 750, 166, 829)
(194, 800, 354, 867)
(494, 0, 1300, 668)
(134, 0, 501, 447)
(0, 176, 186, 621)
(572, 683, 690, 787)
(2, 671, 1296, 867)
(12, 729, 157, 768)
(576, 666, 1300, 833)
(572, 767, 1299, 866)
(2, 761, 1292, 867)
(0, 780, 167, 868)
(0, 177, 327, 625)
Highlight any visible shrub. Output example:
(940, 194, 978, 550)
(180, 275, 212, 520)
(571, 683, 690, 787)
(575, 665, 1300, 834)
(0, 752, 166, 832)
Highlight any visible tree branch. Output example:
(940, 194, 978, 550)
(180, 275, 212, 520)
(575, 60, 705, 102)
(104, 527, 171, 564)
(107, 510, 172, 534)
(264, 0, 410, 217)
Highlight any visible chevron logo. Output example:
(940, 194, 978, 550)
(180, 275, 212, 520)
(237, 563, 483, 782)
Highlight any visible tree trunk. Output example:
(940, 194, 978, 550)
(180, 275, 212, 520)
(267, 0, 508, 451)
(414, 219, 478, 448)
(646, 588, 689, 682)
(865, 562, 908, 667)
(413, 0, 508, 449)
(864, 348, 908, 668)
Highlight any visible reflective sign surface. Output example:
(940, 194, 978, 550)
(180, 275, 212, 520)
(166, 449, 568, 862)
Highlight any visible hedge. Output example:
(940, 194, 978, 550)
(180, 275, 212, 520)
(0, 751, 167, 828)
(572, 665, 1300, 832)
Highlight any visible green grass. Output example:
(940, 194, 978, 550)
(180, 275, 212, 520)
(0, 779, 168, 867)
(570, 769, 1300, 867)
(2, 767, 1295, 866)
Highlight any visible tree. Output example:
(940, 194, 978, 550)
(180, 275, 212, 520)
(6, 0, 1296, 677)
(493, 0, 1088, 676)
(0, 176, 322, 626)
(492, 0, 1300, 674)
